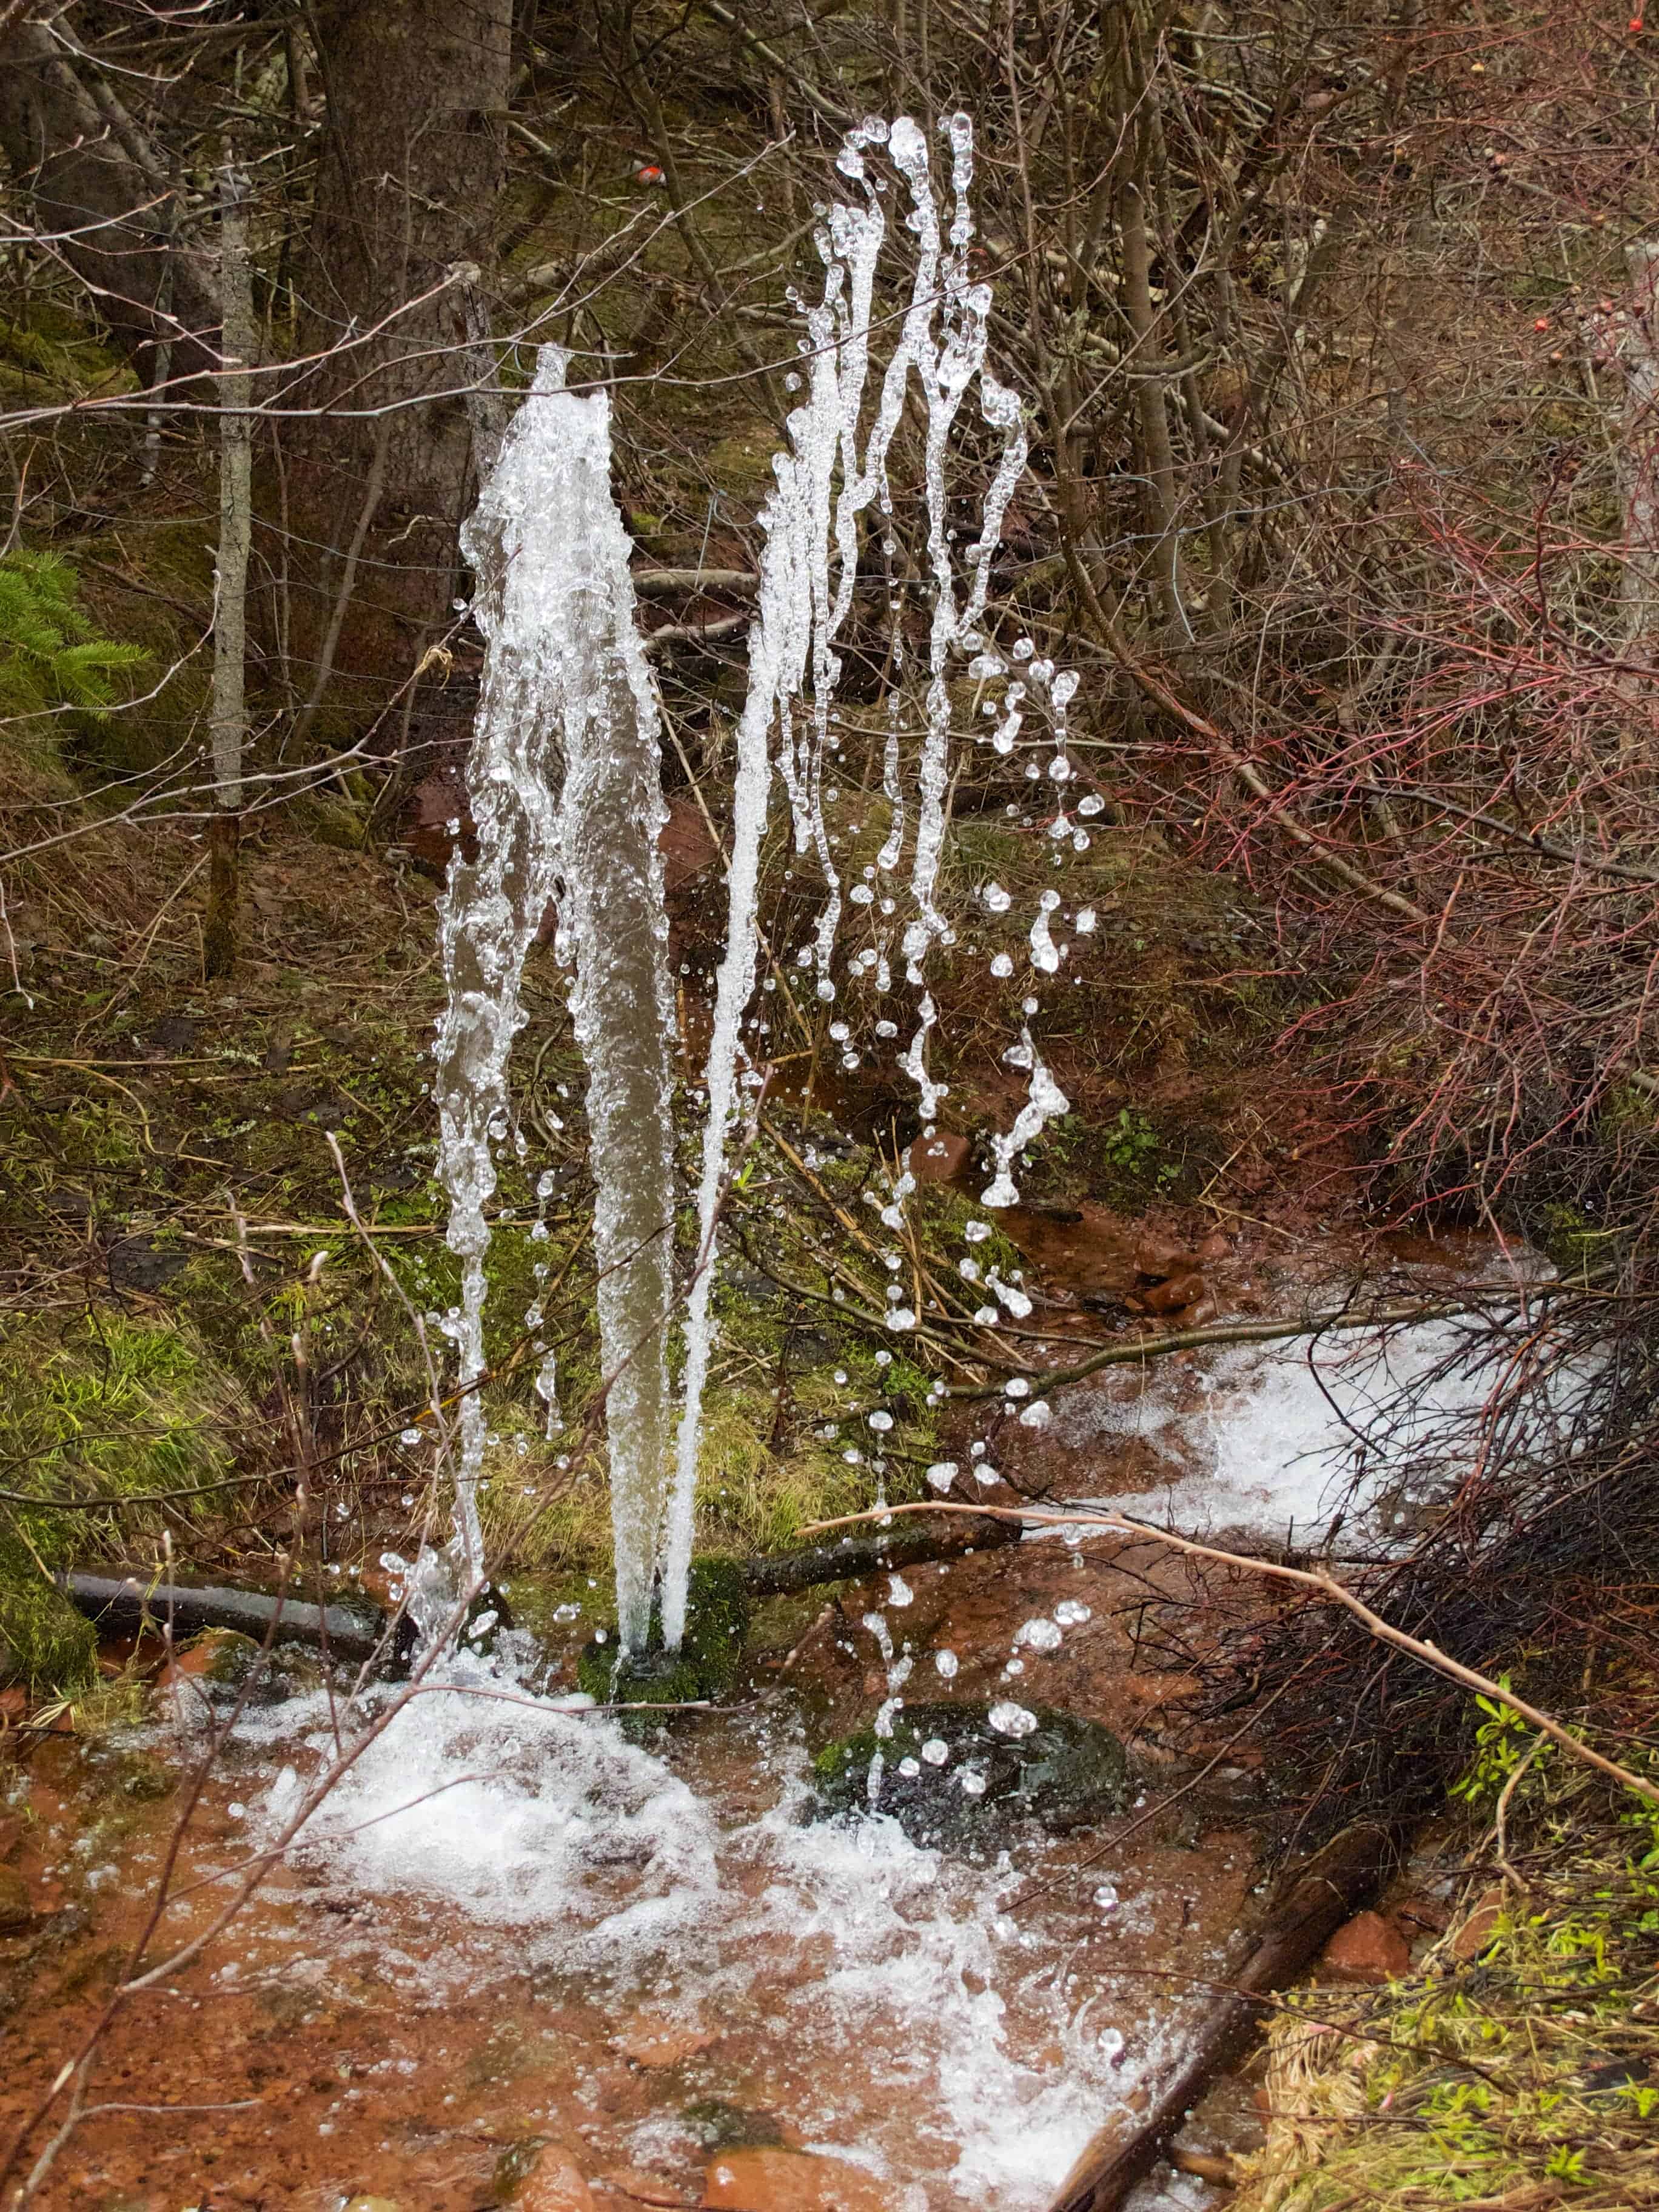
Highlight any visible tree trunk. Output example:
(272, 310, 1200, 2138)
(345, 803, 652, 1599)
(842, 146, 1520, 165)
(1620, 241, 1659, 755)
(270, 0, 513, 734)
(0, 21, 220, 383)
(203, 165, 254, 982)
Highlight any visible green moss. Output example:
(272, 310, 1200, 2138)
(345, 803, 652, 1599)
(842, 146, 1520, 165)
(575, 1556, 751, 1706)
(0, 1530, 96, 1694)
(0, 1312, 238, 1576)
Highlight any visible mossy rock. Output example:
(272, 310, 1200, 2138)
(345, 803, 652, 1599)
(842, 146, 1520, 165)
(174, 1627, 325, 1703)
(813, 1700, 1130, 1850)
(0, 1537, 95, 1694)
(683, 2098, 787, 2151)
(575, 1557, 751, 1708)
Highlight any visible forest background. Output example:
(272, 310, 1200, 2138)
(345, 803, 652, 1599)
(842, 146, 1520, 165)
(3, 4, 1659, 2202)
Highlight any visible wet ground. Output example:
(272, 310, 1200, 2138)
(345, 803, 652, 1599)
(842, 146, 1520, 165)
(0, 1219, 1544, 2212)
(0, 1545, 1259, 2212)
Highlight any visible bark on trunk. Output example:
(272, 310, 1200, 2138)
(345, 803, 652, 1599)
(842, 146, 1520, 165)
(269, 0, 513, 730)
(0, 21, 220, 381)
(204, 166, 254, 981)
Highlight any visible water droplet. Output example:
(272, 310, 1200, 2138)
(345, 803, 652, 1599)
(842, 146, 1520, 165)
(1016, 1617, 1063, 1652)
(988, 1701, 1038, 1737)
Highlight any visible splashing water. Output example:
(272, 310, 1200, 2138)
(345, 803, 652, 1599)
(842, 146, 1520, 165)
(663, 112, 1031, 1644)
(435, 350, 675, 1655)
(435, 113, 1082, 1657)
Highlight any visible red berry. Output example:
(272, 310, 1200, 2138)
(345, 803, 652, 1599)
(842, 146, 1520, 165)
(1534, 317, 1550, 331)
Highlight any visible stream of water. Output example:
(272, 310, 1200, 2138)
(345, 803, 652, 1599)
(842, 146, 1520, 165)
(429, 110, 1081, 1662)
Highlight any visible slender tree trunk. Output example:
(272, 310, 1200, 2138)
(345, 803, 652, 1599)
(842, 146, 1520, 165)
(269, 0, 513, 736)
(204, 165, 253, 982)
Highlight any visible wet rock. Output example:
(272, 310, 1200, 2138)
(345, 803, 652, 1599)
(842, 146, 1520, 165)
(164, 1627, 327, 1704)
(813, 1700, 1130, 1850)
(598, 2168, 697, 2207)
(517, 2150, 598, 2212)
(112, 1749, 175, 1801)
(0, 1866, 33, 1929)
(1141, 1272, 1207, 1316)
(1321, 1909, 1411, 1983)
(577, 1557, 750, 1709)
(683, 2101, 788, 2154)
(614, 2011, 717, 2066)
(702, 2148, 900, 2212)
(903, 1130, 971, 1182)
(1133, 1230, 1200, 1281)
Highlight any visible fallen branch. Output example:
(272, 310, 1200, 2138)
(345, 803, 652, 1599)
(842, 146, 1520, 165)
(740, 1511, 1017, 1598)
(1049, 1822, 1396, 2212)
(794, 1502, 1659, 1809)
(943, 1275, 1576, 1399)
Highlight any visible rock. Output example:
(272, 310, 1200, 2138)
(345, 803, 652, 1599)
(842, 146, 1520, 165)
(597, 2168, 697, 2207)
(813, 1700, 1131, 1850)
(1133, 1231, 1199, 1281)
(702, 2148, 900, 2212)
(1450, 1886, 1506, 1962)
(0, 1865, 33, 1929)
(517, 2150, 598, 2212)
(1321, 1909, 1411, 1983)
(614, 2011, 717, 2066)
(577, 1557, 750, 1709)
(903, 1130, 971, 1182)
(163, 1629, 327, 1705)
(683, 2101, 788, 2154)
(1141, 1272, 1207, 1316)
(112, 1749, 175, 1800)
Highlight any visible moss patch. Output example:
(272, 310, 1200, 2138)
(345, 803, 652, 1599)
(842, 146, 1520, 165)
(0, 1530, 95, 1694)
(1235, 1744, 1659, 2212)
(575, 1556, 751, 1706)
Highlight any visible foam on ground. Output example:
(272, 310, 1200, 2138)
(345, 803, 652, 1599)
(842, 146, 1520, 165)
(244, 1641, 1169, 2207)
(1049, 1305, 1594, 1543)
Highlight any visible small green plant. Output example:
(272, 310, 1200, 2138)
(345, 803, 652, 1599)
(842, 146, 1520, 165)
(1098, 1107, 1178, 1193)
(1448, 1679, 1540, 1807)
(0, 548, 149, 787)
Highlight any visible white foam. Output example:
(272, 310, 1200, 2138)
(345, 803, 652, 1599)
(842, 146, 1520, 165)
(243, 1648, 1161, 2206)
(1050, 1310, 1595, 1542)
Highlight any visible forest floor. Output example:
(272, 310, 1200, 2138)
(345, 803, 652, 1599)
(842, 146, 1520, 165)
(3, 755, 1646, 2212)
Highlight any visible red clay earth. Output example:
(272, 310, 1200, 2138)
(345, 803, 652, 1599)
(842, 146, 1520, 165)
(0, 1511, 1267, 2212)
